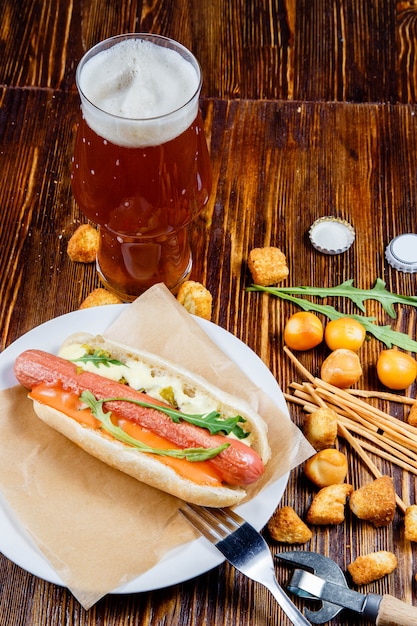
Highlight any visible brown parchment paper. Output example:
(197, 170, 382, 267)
(0, 284, 313, 609)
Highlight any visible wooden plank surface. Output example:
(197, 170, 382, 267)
(1, 0, 417, 102)
(2, 92, 416, 347)
(1, 85, 417, 624)
(2, 0, 417, 624)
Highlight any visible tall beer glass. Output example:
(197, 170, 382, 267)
(71, 34, 212, 300)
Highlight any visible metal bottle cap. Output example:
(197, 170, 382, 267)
(309, 217, 355, 255)
(385, 234, 417, 273)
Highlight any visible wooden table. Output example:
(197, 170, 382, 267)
(1, 1, 417, 624)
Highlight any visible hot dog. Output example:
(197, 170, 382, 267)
(14, 333, 271, 506)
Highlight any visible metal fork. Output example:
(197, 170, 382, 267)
(180, 504, 311, 626)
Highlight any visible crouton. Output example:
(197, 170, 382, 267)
(408, 403, 417, 427)
(267, 506, 312, 544)
(79, 288, 123, 309)
(176, 280, 212, 320)
(405, 505, 417, 542)
(306, 483, 353, 525)
(349, 476, 396, 527)
(67, 224, 99, 263)
(247, 246, 289, 286)
(304, 448, 348, 488)
(303, 407, 338, 450)
(348, 551, 397, 585)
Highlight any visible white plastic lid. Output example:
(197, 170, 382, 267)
(385, 234, 417, 273)
(309, 217, 355, 255)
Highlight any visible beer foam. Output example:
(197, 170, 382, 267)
(78, 38, 201, 147)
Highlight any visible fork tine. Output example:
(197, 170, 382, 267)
(179, 504, 240, 543)
(212, 506, 245, 527)
(179, 505, 222, 542)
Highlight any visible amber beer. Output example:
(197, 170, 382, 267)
(71, 34, 212, 300)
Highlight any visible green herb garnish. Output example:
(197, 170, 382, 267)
(71, 349, 127, 369)
(81, 390, 248, 439)
(249, 278, 417, 319)
(248, 284, 417, 351)
(81, 390, 229, 462)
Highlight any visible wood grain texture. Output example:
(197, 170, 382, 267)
(1, 89, 417, 624)
(1, 1, 417, 624)
(1, 0, 417, 102)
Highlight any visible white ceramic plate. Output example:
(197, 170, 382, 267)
(0, 305, 289, 593)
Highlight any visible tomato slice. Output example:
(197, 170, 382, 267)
(29, 383, 223, 487)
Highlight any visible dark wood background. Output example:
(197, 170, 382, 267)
(1, 1, 417, 625)
(2, 0, 417, 102)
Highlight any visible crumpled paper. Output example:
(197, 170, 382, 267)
(0, 284, 313, 608)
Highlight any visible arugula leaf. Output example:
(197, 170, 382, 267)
(163, 405, 248, 439)
(83, 392, 248, 439)
(81, 391, 229, 462)
(71, 349, 127, 369)
(248, 287, 417, 351)
(248, 278, 417, 319)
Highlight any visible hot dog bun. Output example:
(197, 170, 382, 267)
(30, 333, 271, 506)
(33, 401, 248, 506)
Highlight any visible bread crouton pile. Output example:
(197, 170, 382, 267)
(267, 403, 402, 585)
(66, 229, 287, 313)
(66, 225, 213, 317)
(242, 245, 413, 587)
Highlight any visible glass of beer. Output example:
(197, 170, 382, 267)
(71, 34, 212, 300)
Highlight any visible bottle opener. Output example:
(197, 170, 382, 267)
(277, 550, 417, 625)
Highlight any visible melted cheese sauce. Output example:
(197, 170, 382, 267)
(60, 343, 236, 422)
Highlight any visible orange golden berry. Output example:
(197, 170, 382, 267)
(321, 349, 362, 388)
(304, 449, 348, 488)
(284, 312, 324, 351)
